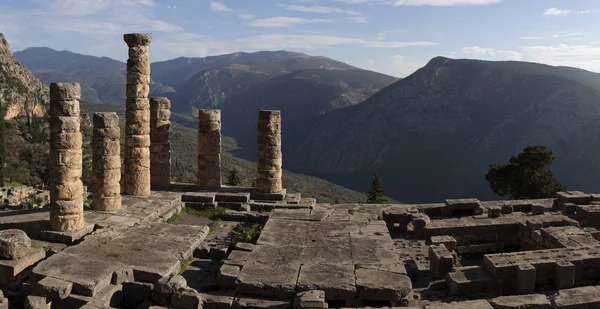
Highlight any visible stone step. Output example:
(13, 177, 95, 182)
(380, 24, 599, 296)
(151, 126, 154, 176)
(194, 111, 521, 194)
(181, 193, 215, 204)
(215, 193, 250, 203)
(250, 189, 286, 201)
(217, 202, 250, 212)
(185, 202, 216, 210)
(285, 193, 301, 204)
(299, 198, 316, 207)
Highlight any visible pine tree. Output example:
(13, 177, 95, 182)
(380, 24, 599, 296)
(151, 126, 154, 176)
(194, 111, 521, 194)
(226, 168, 241, 186)
(486, 145, 566, 199)
(366, 172, 386, 204)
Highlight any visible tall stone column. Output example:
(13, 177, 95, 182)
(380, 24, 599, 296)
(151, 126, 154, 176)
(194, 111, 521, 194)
(256, 110, 282, 193)
(92, 113, 121, 211)
(150, 97, 171, 186)
(49, 83, 84, 232)
(197, 110, 221, 190)
(123, 33, 152, 196)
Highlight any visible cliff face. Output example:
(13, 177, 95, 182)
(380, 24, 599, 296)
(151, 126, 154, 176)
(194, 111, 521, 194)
(0, 33, 48, 119)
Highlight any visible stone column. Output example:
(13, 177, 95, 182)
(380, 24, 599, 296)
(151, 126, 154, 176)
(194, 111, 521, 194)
(49, 83, 84, 232)
(123, 33, 152, 196)
(150, 97, 171, 186)
(256, 110, 282, 193)
(197, 110, 221, 190)
(92, 113, 121, 211)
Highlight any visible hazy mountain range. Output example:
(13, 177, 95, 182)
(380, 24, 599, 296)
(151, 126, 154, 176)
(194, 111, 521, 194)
(14, 45, 600, 203)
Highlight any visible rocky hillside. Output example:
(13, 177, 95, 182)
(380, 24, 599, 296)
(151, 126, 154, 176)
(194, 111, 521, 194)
(284, 57, 600, 203)
(0, 34, 47, 119)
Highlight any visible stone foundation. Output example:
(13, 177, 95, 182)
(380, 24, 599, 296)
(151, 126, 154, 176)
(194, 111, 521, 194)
(92, 112, 121, 212)
(48, 82, 84, 232)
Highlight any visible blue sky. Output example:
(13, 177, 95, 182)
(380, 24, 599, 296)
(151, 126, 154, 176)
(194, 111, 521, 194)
(1, 0, 599, 77)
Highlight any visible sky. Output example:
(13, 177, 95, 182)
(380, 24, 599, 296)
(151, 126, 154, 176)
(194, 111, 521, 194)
(0, 0, 599, 78)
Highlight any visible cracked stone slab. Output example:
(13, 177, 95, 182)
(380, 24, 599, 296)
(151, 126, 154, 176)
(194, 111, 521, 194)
(235, 260, 301, 299)
(296, 263, 356, 301)
(355, 268, 412, 302)
(0, 246, 45, 285)
(256, 219, 310, 246)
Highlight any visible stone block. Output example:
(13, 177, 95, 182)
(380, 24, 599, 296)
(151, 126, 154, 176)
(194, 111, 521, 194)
(234, 242, 255, 252)
(112, 268, 135, 285)
(526, 219, 543, 230)
(293, 290, 327, 309)
(152, 275, 187, 306)
(215, 193, 250, 203)
(0, 246, 45, 285)
(201, 292, 234, 309)
(231, 296, 290, 309)
(355, 268, 412, 303)
(516, 263, 536, 295)
(488, 206, 501, 218)
(555, 260, 575, 290)
(35, 276, 73, 300)
(235, 261, 301, 299)
(296, 263, 356, 301)
(123, 282, 153, 309)
(0, 229, 31, 260)
(532, 204, 545, 215)
(489, 294, 550, 309)
(563, 203, 577, 215)
(429, 244, 454, 279)
(217, 264, 240, 289)
(445, 198, 481, 211)
(250, 189, 286, 201)
(411, 213, 430, 228)
(25, 295, 51, 309)
(171, 287, 202, 309)
(430, 235, 457, 251)
(426, 300, 493, 309)
(501, 204, 514, 214)
(552, 286, 600, 308)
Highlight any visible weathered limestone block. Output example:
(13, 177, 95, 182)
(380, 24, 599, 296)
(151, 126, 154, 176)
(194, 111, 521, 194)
(256, 110, 282, 193)
(197, 110, 221, 190)
(92, 113, 121, 212)
(488, 206, 501, 218)
(35, 276, 73, 300)
(516, 263, 536, 294)
(552, 286, 600, 308)
(25, 295, 51, 309)
(0, 229, 31, 259)
(217, 264, 240, 289)
(501, 204, 514, 214)
(152, 275, 187, 306)
(150, 97, 171, 186)
(123, 282, 153, 309)
(124, 33, 152, 197)
(171, 287, 202, 309)
(488, 294, 551, 309)
(293, 290, 327, 309)
(554, 260, 575, 290)
(429, 244, 454, 279)
(49, 83, 84, 232)
(355, 268, 412, 303)
(532, 204, 545, 215)
(430, 235, 457, 251)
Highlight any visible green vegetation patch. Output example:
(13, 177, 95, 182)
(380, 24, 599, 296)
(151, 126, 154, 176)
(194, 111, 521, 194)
(229, 223, 262, 245)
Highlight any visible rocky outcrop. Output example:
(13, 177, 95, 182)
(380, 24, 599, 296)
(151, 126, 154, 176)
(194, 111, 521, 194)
(0, 33, 48, 119)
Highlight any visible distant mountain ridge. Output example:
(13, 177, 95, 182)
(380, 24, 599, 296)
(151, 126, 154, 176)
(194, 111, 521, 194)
(282, 56, 600, 203)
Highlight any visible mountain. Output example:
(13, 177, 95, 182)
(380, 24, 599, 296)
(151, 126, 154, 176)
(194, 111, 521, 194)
(0, 34, 48, 119)
(14, 47, 126, 104)
(283, 56, 600, 203)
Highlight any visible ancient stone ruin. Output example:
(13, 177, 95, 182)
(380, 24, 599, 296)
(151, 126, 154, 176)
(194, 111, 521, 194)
(123, 33, 152, 197)
(4, 32, 600, 309)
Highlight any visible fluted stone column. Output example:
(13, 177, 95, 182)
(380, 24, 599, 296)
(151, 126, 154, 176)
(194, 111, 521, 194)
(256, 110, 282, 193)
(49, 83, 84, 231)
(92, 113, 121, 211)
(150, 97, 171, 186)
(123, 33, 152, 196)
(197, 110, 221, 190)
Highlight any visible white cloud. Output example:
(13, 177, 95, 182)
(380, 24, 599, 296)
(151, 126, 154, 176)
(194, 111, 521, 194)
(48, 0, 154, 16)
(166, 5, 176, 9)
(551, 31, 583, 39)
(362, 55, 427, 77)
(236, 34, 435, 49)
(461, 46, 522, 60)
(280, 4, 361, 15)
(209, 2, 232, 12)
(578, 10, 593, 14)
(248, 17, 331, 28)
(393, 0, 500, 6)
(348, 16, 368, 23)
(543, 8, 571, 17)
(521, 36, 542, 40)
(238, 13, 255, 19)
